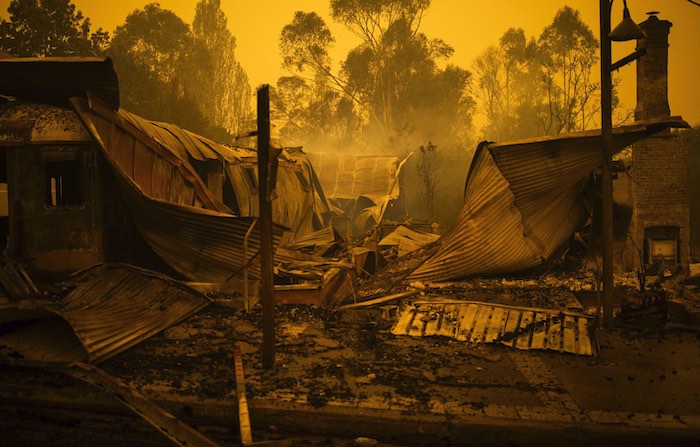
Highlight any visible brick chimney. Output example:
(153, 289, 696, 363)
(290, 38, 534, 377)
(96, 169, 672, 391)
(624, 13, 691, 271)
(635, 14, 672, 120)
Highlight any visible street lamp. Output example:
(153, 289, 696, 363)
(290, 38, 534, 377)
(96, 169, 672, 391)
(599, 0, 645, 328)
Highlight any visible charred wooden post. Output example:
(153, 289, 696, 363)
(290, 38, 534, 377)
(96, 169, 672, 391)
(600, 0, 615, 328)
(257, 85, 275, 368)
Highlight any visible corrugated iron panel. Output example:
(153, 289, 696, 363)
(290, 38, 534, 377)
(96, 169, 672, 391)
(0, 57, 119, 109)
(306, 153, 400, 200)
(408, 118, 688, 282)
(306, 152, 409, 233)
(72, 97, 285, 282)
(226, 160, 330, 244)
(73, 96, 230, 212)
(118, 180, 283, 281)
(56, 265, 210, 363)
(391, 301, 596, 356)
(119, 110, 243, 162)
(379, 225, 440, 257)
(0, 265, 210, 364)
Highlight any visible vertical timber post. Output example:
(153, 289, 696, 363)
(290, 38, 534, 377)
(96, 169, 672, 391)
(257, 85, 275, 368)
(600, 0, 614, 328)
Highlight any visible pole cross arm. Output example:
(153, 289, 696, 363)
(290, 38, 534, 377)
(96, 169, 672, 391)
(610, 48, 646, 72)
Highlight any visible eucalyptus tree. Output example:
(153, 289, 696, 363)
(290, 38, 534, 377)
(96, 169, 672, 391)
(0, 0, 109, 56)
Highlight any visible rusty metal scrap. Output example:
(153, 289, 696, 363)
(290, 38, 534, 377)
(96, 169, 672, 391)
(0, 264, 210, 364)
(72, 96, 286, 282)
(392, 300, 596, 356)
(409, 117, 689, 283)
(379, 225, 440, 257)
(73, 96, 229, 212)
(306, 152, 409, 233)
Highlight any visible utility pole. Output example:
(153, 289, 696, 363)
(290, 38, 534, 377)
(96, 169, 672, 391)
(257, 85, 275, 368)
(600, 0, 614, 329)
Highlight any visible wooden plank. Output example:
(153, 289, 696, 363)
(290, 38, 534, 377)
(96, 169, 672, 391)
(501, 309, 521, 347)
(391, 307, 416, 335)
(436, 304, 458, 337)
(484, 307, 506, 343)
(530, 313, 548, 350)
(577, 317, 593, 356)
(515, 311, 534, 350)
(563, 315, 577, 354)
(65, 362, 220, 447)
(456, 304, 479, 342)
(233, 345, 253, 445)
(337, 290, 418, 309)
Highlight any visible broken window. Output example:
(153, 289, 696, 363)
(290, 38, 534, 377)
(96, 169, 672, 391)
(44, 152, 82, 207)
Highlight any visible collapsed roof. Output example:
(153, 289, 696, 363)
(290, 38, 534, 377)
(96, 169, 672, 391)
(407, 117, 689, 283)
(306, 152, 409, 234)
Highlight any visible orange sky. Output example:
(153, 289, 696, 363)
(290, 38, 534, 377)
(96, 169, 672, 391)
(2, 0, 698, 126)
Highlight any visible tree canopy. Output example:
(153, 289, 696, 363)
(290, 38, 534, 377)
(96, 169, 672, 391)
(108, 1, 252, 141)
(0, 0, 109, 56)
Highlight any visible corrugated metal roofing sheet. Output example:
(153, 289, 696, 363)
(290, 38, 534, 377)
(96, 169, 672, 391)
(306, 153, 401, 200)
(72, 96, 285, 282)
(74, 96, 229, 212)
(0, 57, 119, 109)
(306, 152, 409, 233)
(408, 117, 688, 282)
(379, 225, 441, 257)
(105, 109, 332, 244)
(0, 264, 210, 364)
(119, 109, 243, 162)
(391, 301, 596, 356)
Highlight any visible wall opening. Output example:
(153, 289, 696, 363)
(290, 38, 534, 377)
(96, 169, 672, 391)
(644, 226, 680, 265)
(44, 152, 82, 207)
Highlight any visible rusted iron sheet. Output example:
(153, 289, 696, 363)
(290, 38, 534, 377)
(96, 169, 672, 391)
(306, 153, 401, 200)
(93, 110, 331, 243)
(306, 153, 408, 233)
(0, 103, 91, 145)
(226, 156, 331, 244)
(0, 264, 209, 364)
(409, 117, 689, 282)
(391, 300, 596, 356)
(379, 225, 440, 257)
(64, 362, 219, 447)
(119, 109, 243, 163)
(350, 243, 440, 301)
(0, 57, 119, 109)
(73, 97, 285, 282)
(73, 96, 229, 212)
(0, 259, 38, 300)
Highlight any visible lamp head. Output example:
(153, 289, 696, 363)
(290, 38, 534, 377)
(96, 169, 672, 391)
(609, 1, 646, 41)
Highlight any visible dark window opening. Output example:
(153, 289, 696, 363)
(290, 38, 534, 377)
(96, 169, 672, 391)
(244, 166, 258, 190)
(45, 156, 82, 207)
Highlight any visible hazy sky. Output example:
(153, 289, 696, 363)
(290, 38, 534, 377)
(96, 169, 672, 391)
(2, 0, 699, 126)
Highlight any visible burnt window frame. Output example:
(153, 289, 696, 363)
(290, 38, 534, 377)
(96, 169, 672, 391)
(42, 148, 85, 209)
